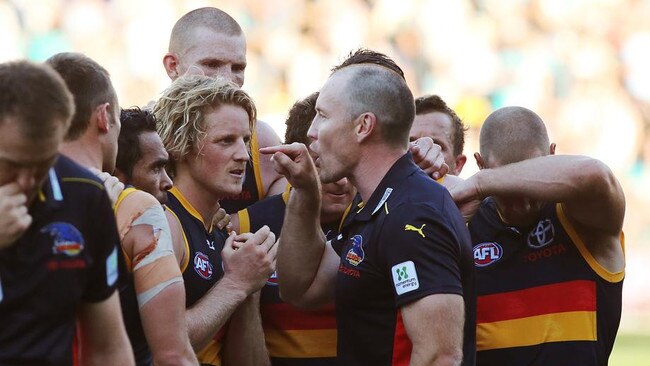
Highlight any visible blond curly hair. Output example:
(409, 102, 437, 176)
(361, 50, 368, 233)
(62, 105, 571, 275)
(153, 75, 256, 171)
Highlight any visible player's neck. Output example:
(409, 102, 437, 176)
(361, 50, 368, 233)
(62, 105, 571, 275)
(172, 176, 220, 231)
(352, 145, 406, 204)
(59, 140, 103, 171)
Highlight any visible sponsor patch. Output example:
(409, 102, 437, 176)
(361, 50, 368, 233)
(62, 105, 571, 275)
(345, 235, 365, 266)
(473, 242, 503, 267)
(194, 252, 214, 280)
(106, 247, 118, 286)
(41, 222, 85, 256)
(391, 261, 419, 295)
(527, 219, 555, 248)
(405, 223, 426, 238)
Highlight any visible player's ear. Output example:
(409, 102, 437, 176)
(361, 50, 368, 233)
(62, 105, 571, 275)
(549, 143, 556, 155)
(94, 103, 111, 133)
(163, 53, 180, 80)
(355, 112, 376, 143)
(474, 152, 487, 170)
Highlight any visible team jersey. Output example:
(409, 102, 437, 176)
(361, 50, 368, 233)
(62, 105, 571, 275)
(165, 186, 227, 366)
(220, 130, 264, 214)
(469, 199, 624, 366)
(0, 155, 120, 365)
(237, 185, 338, 366)
(330, 153, 476, 366)
(115, 187, 183, 366)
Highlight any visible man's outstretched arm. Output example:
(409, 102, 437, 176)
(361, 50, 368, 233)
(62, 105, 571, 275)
(261, 143, 338, 307)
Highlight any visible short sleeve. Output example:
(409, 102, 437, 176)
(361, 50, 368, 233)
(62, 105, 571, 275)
(82, 188, 122, 302)
(379, 203, 463, 306)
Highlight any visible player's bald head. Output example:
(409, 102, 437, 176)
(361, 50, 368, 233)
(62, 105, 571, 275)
(169, 7, 243, 54)
(332, 64, 414, 148)
(479, 106, 550, 166)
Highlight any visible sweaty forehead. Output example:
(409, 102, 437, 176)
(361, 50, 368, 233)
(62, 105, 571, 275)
(318, 74, 351, 106)
(411, 112, 453, 140)
(138, 131, 168, 158)
(180, 27, 246, 61)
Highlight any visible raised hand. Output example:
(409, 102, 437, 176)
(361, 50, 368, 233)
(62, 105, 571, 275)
(0, 183, 32, 249)
(410, 136, 449, 180)
(221, 225, 277, 294)
(260, 143, 320, 194)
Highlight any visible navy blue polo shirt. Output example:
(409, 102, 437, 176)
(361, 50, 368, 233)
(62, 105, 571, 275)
(0, 155, 121, 366)
(331, 153, 476, 366)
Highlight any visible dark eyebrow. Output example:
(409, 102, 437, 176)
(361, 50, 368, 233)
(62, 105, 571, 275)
(150, 158, 168, 168)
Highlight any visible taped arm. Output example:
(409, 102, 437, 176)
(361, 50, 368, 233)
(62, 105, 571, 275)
(118, 192, 196, 365)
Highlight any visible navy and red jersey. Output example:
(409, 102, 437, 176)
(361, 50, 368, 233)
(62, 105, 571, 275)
(469, 198, 624, 366)
(220, 130, 264, 214)
(165, 186, 227, 365)
(331, 153, 476, 366)
(237, 185, 338, 366)
(0, 155, 121, 365)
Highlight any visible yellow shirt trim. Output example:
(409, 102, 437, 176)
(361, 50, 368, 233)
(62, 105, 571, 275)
(238, 209, 251, 234)
(338, 203, 353, 233)
(114, 187, 138, 211)
(251, 130, 265, 199)
(165, 205, 191, 273)
(168, 186, 209, 229)
(281, 183, 292, 204)
(555, 203, 625, 283)
(61, 177, 104, 190)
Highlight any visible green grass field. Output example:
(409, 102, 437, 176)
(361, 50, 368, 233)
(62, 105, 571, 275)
(609, 333, 650, 366)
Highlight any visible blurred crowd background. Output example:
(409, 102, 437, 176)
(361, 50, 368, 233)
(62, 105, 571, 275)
(2, 0, 649, 336)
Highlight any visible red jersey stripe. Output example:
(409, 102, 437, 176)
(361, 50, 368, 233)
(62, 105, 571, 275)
(261, 302, 336, 330)
(477, 280, 596, 323)
(392, 309, 412, 366)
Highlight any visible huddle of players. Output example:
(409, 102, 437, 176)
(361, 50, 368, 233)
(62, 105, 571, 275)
(0, 6, 625, 366)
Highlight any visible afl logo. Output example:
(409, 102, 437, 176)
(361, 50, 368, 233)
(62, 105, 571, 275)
(473, 242, 502, 267)
(194, 252, 213, 280)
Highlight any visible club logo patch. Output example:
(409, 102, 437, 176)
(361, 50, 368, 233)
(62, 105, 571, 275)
(41, 222, 85, 256)
(391, 261, 419, 295)
(266, 271, 278, 286)
(194, 252, 213, 280)
(345, 235, 365, 266)
(527, 219, 555, 248)
(473, 242, 503, 267)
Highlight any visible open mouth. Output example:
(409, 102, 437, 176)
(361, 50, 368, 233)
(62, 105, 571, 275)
(325, 191, 349, 199)
(229, 168, 245, 178)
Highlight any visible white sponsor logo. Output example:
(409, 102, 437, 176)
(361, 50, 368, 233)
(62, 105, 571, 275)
(391, 260, 419, 295)
(527, 219, 555, 248)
